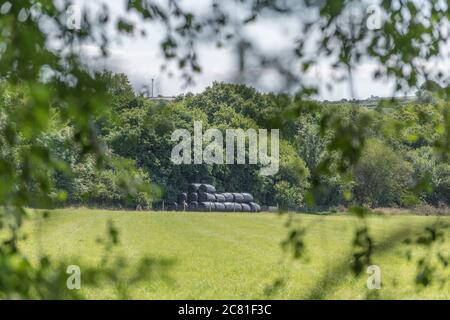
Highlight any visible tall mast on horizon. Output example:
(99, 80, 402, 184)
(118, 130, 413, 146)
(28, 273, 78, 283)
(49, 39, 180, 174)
(151, 78, 154, 98)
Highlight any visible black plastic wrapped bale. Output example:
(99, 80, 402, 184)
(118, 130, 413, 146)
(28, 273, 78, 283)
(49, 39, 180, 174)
(233, 203, 243, 212)
(188, 183, 201, 193)
(177, 192, 187, 204)
(224, 202, 235, 212)
(241, 203, 251, 212)
(214, 193, 226, 202)
(199, 184, 216, 193)
(222, 193, 234, 202)
(214, 202, 226, 211)
(232, 193, 244, 203)
(188, 192, 198, 202)
(198, 192, 216, 202)
(167, 202, 178, 211)
(249, 202, 261, 212)
(188, 201, 199, 211)
(242, 193, 254, 203)
(199, 201, 214, 211)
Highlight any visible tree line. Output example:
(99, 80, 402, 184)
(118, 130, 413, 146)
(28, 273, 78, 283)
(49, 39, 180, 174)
(3, 73, 447, 210)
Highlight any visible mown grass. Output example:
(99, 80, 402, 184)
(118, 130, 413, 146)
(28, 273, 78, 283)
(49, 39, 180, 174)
(17, 208, 450, 299)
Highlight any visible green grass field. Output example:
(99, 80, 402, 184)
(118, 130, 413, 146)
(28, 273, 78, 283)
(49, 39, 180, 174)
(17, 209, 449, 299)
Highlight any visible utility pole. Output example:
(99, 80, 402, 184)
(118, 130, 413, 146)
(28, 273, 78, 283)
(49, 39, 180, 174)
(151, 78, 154, 98)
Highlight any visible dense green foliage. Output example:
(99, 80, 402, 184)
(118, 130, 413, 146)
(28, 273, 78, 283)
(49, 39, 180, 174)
(19, 75, 445, 210)
(3, 74, 446, 210)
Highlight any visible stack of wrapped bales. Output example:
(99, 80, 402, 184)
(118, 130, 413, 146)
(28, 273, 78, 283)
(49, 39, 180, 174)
(176, 183, 261, 212)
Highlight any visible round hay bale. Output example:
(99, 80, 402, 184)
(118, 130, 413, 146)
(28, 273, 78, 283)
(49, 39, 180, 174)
(222, 192, 234, 202)
(232, 193, 244, 203)
(214, 202, 226, 211)
(233, 203, 243, 212)
(177, 192, 187, 204)
(198, 192, 215, 202)
(199, 184, 216, 193)
(188, 192, 198, 202)
(188, 183, 201, 193)
(224, 202, 235, 212)
(241, 203, 251, 212)
(188, 201, 198, 211)
(167, 202, 178, 211)
(249, 202, 261, 212)
(214, 193, 226, 202)
(242, 193, 254, 203)
(199, 201, 214, 211)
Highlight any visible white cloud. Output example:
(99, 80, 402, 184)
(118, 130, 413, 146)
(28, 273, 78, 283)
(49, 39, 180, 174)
(73, 0, 447, 100)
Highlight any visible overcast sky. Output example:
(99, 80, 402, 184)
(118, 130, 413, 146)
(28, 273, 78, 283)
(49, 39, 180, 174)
(74, 0, 447, 100)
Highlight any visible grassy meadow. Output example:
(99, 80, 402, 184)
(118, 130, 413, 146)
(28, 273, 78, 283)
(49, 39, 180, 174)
(17, 209, 450, 299)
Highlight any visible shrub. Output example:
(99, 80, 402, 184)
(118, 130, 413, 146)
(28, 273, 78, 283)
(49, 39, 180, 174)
(353, 139, 413, 208)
